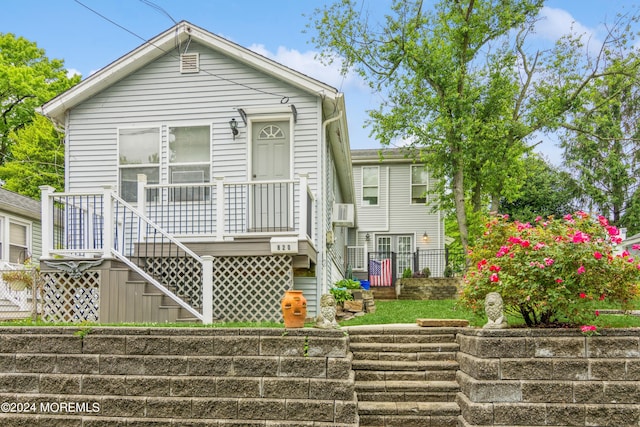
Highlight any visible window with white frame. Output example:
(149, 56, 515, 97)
(169, 126, 211, 201)
(118, 128, 160, 202)
(411, 165, 429, 204)
(362, 166, 379, 206)
(0, 216, 31, 264)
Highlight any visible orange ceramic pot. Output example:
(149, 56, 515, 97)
(281, 290, 307, 328)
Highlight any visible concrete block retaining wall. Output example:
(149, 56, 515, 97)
(397, 278, 462, 300)
(456, 328, 640, 427)
(0, 327, 358, 426)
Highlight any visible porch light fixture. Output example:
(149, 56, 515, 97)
(365, 233, 370, 242)
(422, 232, 429, 242)
(229, 118, 239, 140)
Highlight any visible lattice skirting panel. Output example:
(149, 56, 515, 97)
(41, 271, 100, 323)
(213, 255, 293, 322)
(145, 257, 203, 309)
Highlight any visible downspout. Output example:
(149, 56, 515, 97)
(64, 110, 70, 190)
(321, 110, 343, 295)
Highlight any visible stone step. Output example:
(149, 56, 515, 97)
(356, 380, 459, 402)
(352, 359, 459, 372)
(358, 401, 459, 427)
(355, 370, 457, 382)
(353, 350, 458, 362)
(348, 333, 457, 344)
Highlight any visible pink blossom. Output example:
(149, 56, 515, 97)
(579, 292, 586, 299)
(577, 265, 585, 274)
(633, 244, 640, 251)
(477, 259, 488, 271)
(544, 258, 554, 266)
(599, 294, 606, 301)
(595, 310, 600, 317)
(508, 236, 523, 244)
(576, 211, 588, 219)
(496, 246, 510, 258)
(606, 225, 619, 237)
(490, 273, 499, 283)
(593, 251, 603, 260)
(521, 240, 531, 248)
(572, 231, 591, 243)
(581, 325, 597, 333)
(564, 214, 573, 221)
(489, 265, 501, 272)
(535, 216, 543, 222)
(533, 242, 546, 251)
(598, 215, 609, 226)
(556, 278, 564, 283)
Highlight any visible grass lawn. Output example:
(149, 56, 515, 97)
(2, 299, 640, 329)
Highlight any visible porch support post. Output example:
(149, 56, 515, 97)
(201, 255, 214, 324)
(215, 177, 225, 241)
(102, 186, 114, 258)
(39, 185, 55, 259)
(137, 174, 147, 240)
(298, 174, 309, 241)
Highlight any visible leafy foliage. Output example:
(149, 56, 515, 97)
(0, 115, 64, 198)
(329, 287, 353, 305)
(460, 212, 640, 327)
(0, 33, 80, 165)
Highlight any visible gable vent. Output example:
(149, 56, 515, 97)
(180, 53, 199, 73)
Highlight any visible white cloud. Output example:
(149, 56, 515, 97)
(534, 7, 602, 55)
(66, 68, 82, 78)
(248, 43, 367, 92)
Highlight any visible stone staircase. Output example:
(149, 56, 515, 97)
(345, 325, 461, 427)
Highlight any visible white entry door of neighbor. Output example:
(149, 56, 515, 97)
(251, 121, 291, 231)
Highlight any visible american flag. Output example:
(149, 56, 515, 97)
(370, 258, 392, 287)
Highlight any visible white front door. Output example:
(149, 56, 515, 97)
(251, 121, 291, 231)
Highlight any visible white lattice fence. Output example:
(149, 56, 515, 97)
(145, 257, 203, 308)
(213, 255, 292, 322)
(42, 271, 100, 322)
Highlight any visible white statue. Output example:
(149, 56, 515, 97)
(483, 292, 508, 329)
(314, 293, 340, 329)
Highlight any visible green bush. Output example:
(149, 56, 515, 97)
(460, 212, 640, 327)
(334, 278, 362, 289)
(330, 287, 354, 305)
(402, 268, 412, 278)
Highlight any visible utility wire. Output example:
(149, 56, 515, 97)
(73, 0, 292, 102)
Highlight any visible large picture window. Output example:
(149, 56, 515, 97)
(411, 165, 429, 204)
(118, 128, 160, 202)
(0, 217, 31, 264)
(362, 166, 379, 206)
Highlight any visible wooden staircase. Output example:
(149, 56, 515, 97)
(346, 325, 460, 426)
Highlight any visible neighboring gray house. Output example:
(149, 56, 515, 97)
(0, 188, 41, 266)
(39, 21, 353, 324)
(347, 148, 448, 283)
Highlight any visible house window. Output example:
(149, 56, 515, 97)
(411, 165, 429, 204)
(169, 126, 211, 201)
(118, 128, 160, 202)
(0, 217, 30, 264)
(362, 166, 379, 206)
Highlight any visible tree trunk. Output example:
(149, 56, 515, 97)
(453, 165, 469, 254)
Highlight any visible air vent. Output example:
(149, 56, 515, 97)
(180, 53, 199, 73)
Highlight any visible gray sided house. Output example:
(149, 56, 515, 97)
(348, 148, 450, 285)
(39, 21, 353, 324)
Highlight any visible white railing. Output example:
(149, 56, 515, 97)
(347, 245, 367, 271)
(140, 174, 313, 241)
(40, 186, 213, 324)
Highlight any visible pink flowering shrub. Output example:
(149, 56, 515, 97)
(460, 212, 640, 327)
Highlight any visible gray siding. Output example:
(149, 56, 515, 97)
(66, 42, 323, 244)
(353, 161, 443, 251)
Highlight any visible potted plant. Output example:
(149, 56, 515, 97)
(1, 268, 33, 291)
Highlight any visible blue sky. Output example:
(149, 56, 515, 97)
(1, 0, 639, 156)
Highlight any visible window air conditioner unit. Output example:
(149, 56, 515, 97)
(332, 203, 354, 227)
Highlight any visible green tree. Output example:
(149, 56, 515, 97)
(0, 114, 64, 199)
(500, 154, 578, 223)
(0, 33, 80, 164)
(560, 57, 640, 235)
(310, 1, 640, 250)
